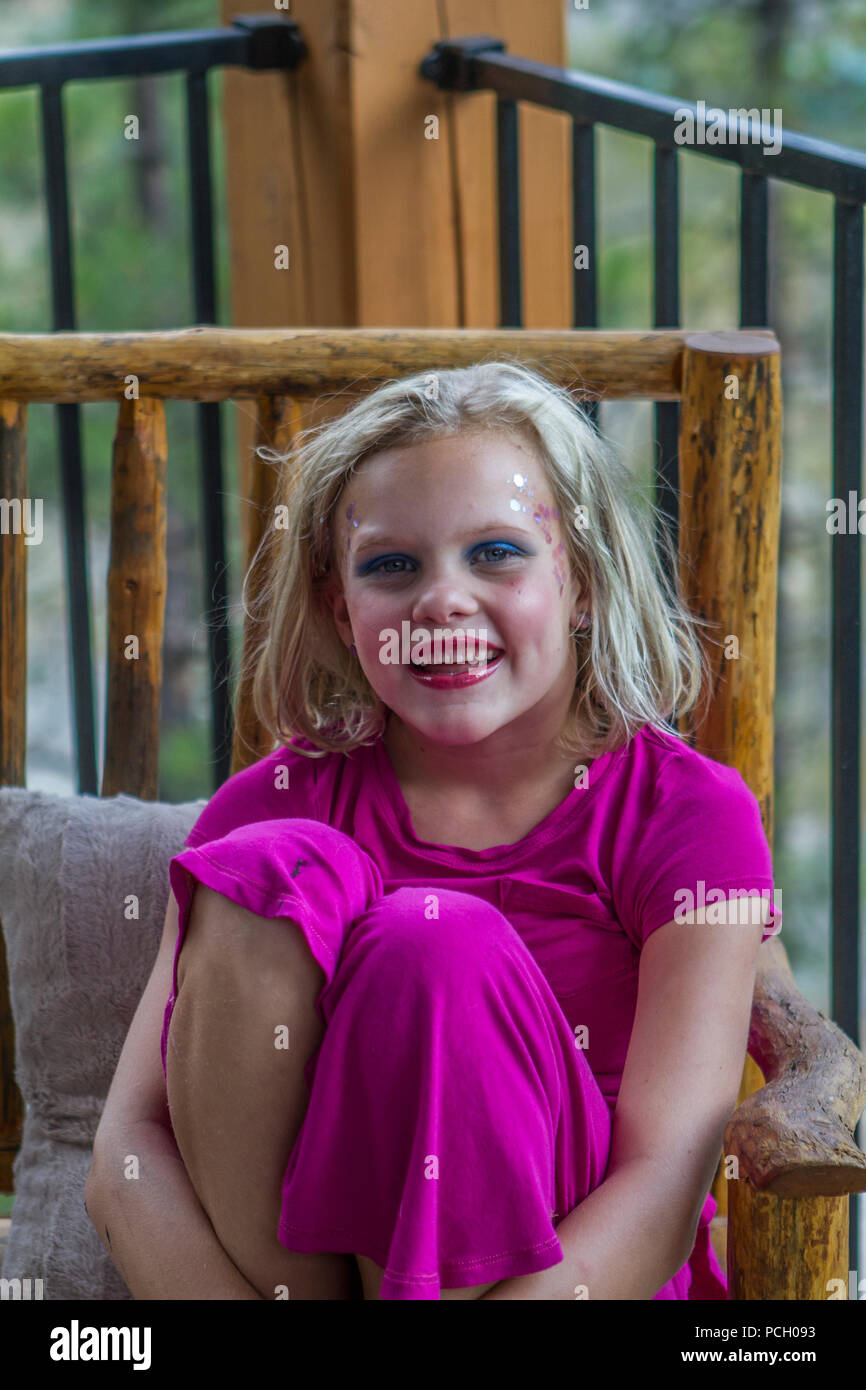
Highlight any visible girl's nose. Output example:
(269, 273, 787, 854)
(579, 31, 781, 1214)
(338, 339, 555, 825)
(410, 581, 479, 625)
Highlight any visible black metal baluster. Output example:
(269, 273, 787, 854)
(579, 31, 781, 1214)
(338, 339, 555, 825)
(831, 197, 863, 1274)
(40, 81, 98, 795)
(186, 67, 231, 791)
(653, 143, 680, 589)
(497, 98, 521, 328)
(740, 171, 769, 327)
(572, 120, 599, 429)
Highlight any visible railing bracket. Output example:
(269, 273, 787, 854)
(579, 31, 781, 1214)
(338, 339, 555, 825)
(230, 15, 307, 71)
(419, 36, 505, 92)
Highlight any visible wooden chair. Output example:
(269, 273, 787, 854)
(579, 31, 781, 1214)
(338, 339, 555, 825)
(1, 325, 864, 1299)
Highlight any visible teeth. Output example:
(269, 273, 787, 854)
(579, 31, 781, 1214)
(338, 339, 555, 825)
(413, 648, 502, 670)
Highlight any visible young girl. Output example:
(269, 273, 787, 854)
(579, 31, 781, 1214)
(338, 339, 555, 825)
(89, 359, 781, 1301)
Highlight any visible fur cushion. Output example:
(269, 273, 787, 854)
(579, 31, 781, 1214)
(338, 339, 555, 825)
(0, 788, 205, 1299)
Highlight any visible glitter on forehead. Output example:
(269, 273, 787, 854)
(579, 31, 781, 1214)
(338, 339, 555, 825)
(344, 500, 359, 552)
(507, 473, 560, 544)
(506, 471, 566, 592)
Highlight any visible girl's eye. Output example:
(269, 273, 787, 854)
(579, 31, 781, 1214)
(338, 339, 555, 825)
(476, 544, 519, 563)
(367, 557, 410, 575)
(364, 543, 522, 576)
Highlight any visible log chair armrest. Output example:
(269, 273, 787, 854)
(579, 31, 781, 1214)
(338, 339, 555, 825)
(724, 937, 866, 1197)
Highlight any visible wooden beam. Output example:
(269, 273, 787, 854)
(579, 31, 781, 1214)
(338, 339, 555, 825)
(0, 326, 724, 401)
(102, 397, 167, 800)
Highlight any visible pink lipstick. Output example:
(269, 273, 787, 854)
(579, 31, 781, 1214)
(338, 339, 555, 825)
(408, 648, 504, 689)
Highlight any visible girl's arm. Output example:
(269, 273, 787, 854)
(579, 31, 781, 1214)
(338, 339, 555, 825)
(85, 893, 262, 1300)
(86, 1122, 262, 1300)
(482, 898, 766, 1299)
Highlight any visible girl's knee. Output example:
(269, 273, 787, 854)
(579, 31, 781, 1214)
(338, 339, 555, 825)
(198, 817, 379, 880)
(174, 819, 385, 954)
(358, 886, 517, 972)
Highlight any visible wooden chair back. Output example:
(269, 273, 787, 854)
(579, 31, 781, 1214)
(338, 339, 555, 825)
(0, 326, 864, 1298)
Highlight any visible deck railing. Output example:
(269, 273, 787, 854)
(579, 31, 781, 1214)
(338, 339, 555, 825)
(0, 15, 305, 794)
(419, 37, 866, 1270)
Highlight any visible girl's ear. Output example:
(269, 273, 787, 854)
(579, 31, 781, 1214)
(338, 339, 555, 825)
(320, 575, 354, 648)
(568, 585, 592, 631)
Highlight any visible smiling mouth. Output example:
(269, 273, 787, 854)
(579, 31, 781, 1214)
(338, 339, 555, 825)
(410, 646, 504, 671)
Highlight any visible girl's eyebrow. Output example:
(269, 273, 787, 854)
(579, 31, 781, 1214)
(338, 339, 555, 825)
(353, 522, 534, 556)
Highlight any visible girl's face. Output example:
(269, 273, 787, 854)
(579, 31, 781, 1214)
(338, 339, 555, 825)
(322, 428, 588, 751)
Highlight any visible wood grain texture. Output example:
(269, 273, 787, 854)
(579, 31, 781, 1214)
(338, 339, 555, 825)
(218, 0, 568, 580)
(677, 330, 782, 830)
(727, 935, 866, 1195)
(101, 397, 167, 800)
(727, 1182, 849, 1301)
(219, 0, 360, 537)
(445, 0, 571, 327)
(0, 325, 718, 401)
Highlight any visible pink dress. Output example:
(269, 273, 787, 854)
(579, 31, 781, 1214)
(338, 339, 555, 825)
(161, 720, 781, 1300)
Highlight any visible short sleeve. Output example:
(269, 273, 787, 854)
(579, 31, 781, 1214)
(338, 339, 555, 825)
(612, 750, 782, 950)
(183, 740, 322, 849)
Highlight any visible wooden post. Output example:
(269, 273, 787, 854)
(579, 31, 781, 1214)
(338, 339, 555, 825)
(0, 400, 27, 1191)
(727, 1185, 849, 1301)
(102, 397, 167, 801)
(677, 330, 783, 1286)
(677, 330, 849, 1301)
(218, 0, 570, 566)
(678, 331, 784, 1270)
(677, 331, 782, 831)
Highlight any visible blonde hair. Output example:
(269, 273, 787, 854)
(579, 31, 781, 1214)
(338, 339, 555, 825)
(237, 359, 713, 763)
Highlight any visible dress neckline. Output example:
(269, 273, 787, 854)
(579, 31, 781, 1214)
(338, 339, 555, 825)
(369, 730, 622, 865)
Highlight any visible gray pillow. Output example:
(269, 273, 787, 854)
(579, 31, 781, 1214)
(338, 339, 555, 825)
(0, 787, 206, 1299)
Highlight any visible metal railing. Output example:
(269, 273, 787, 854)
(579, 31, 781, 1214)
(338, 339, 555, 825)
(0, 15, 306, 794)
(419, 34, 866, 1270)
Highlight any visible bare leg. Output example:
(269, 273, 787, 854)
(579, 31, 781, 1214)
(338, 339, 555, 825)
(355, 1254, 498, 1301)
(166, 883, 358, 1300)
